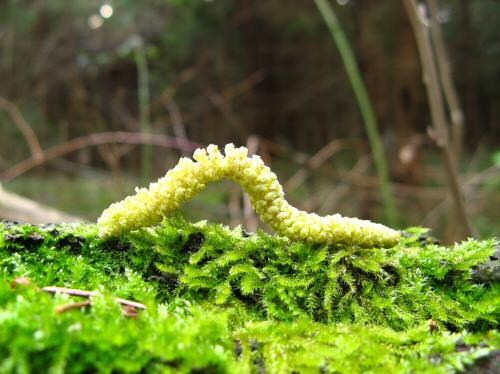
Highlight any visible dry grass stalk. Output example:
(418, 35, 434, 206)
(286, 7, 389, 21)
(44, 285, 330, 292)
(403, 0, 475, 239)
(0, 97, 43, 161)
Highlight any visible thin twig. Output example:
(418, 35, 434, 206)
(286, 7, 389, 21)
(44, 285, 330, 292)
(403, 0, 475, 238)
(42, 286, 147, 310)
(165, 99, 190, 156)
(42, 286, 96, 297)
(1, 131, 201, 182)
(0, 97, 43, 161)
(55, 300, 92, 314)
(208, 71, 266, 141)
(114, 297, 148, 310)
(465, 165, 500, 186)
(209, 92, 248, 139)
(221, 70, 265, 99)
(156, 70, 264, 140)
(315, 156, 372, 213)
(427, 0, 465, 158)
(337, 167, 496, 201)
(158, 65, 199, 105)
(285, 139, 345, 191)
(421, 197, 449, 228)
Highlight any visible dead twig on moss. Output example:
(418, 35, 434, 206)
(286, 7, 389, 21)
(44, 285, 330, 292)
(9, 278, 147, 316)
(10, 277, 33, 288)
(56, 299, 141, 317)
(42, 286, 147, 310)
(221, 70, 265, 100)
(55, 300, 92, 314)
(42, 286, 97, 298)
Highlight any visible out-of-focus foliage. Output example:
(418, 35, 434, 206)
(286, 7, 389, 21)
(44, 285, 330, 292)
(2, 1, 499, 153)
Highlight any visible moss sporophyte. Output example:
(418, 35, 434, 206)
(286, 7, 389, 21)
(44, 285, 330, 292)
(98, 144, 400, 247)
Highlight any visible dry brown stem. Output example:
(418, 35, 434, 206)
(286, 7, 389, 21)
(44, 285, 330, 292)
(403, 0, 475, 239)
(285, 139, 346, 192)
(158, 65, 199, 105)
(313, 156, 372, 213)
(1, 131, 201, 182)
(42, 286, 147, 310)
(10, 277, 33, 288)
(55, 300, 92, 314)
(427, 0, 465, 158)
(221, 70, 265, 99)
(164, 99, 190, 156)
(42, 286, 97, 298)
(0, 97, 43, 161)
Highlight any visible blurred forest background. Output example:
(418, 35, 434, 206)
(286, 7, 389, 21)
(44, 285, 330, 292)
(0, 0, 499, 243)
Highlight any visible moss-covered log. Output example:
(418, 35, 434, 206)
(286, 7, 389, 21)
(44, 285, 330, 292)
(0, 218, 498, 373)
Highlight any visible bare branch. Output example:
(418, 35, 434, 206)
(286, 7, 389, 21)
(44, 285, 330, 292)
(316, 156, 372, 213)
(428, 0, 465, 158)
(285, 139, 346, 191)
(165, 100, 190, 156)
(55, 300, 92, 314)
(403, 0, 475, 238)
(221, 70, 265, 99)
(1, 131, 202, 182)
(42, 286, 147, 310)
(0, 97, 43, 161)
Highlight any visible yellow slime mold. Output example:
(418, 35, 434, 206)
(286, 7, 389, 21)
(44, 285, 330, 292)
(97, 144, 400, 248)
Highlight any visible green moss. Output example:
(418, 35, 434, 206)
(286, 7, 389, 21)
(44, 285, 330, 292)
(0, 218, 498, 373)
(235, 321, 499, 373)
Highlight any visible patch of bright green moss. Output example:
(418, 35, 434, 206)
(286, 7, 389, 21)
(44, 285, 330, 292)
(0, 218, 498, 372)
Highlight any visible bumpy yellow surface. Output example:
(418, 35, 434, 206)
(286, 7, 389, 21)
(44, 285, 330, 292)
(98, 144, 400, 247)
